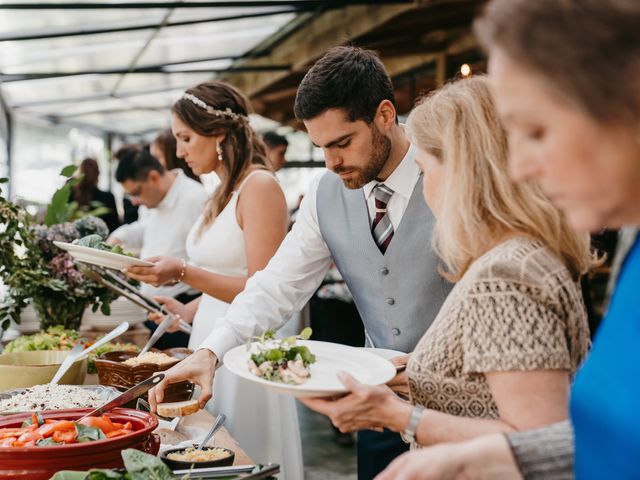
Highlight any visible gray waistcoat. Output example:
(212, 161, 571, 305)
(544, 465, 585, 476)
(316, 171, 452, 352)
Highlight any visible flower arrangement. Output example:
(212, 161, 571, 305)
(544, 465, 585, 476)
(0, 167, 120, 331)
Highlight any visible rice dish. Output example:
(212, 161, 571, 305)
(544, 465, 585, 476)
(166, 446, 231, 462)
(0, 384, 102, 412)
(122, 352, 176, 367)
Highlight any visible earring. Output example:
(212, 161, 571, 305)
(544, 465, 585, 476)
(216, 142, 223, 162)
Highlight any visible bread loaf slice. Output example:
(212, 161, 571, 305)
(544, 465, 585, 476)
(156, 399, 200, 417)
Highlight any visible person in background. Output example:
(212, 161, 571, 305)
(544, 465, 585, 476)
(113, 145, 144, 225)
(146, 46, 453, 480)
(376, 1, 640, 478)
(303, 76, 592, 453)
(108, 148, 207, 348)
(151, 128, 201, 183)
(70, 157, 120, 232)
(262, 131, 289, 171)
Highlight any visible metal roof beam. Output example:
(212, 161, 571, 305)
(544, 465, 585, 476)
(1, 65, 291, 83)
(0, 1, 413, 10)
(11, 85, 187, 108)
(0, 8, 300, 42)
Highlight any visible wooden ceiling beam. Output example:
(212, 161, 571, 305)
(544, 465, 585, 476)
(222, 3, 419, 97)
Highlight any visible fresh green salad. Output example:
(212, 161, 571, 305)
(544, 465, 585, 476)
(72, 234, 132, 257)
(3, 326, 139, 374)
(4, 326, 80, 353)
(246, 328, 316, 385)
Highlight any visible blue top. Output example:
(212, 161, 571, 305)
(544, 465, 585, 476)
(571, 236, 640, 479)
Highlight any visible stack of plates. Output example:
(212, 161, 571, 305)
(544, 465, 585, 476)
(13, 304, 40, 334)
(83, 297, 146, 331)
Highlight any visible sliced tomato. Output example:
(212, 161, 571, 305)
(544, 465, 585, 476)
(37, 420, 76, 438)
(105, 429, 130, 438)
(78, 416, 114, 434)
(17, 431, 43, 443)
(0, 437, 16, 447)
(53, 429, 77, 444)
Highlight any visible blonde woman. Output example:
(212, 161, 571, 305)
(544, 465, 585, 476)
(302, 76, 593, 447)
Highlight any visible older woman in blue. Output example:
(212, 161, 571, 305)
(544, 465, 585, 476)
(375, 1, 640, 479)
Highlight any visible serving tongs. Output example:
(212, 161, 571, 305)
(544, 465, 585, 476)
(171, 463, 280, 479)
(78, 373, 165, 421)
(79, 263, 192, 343)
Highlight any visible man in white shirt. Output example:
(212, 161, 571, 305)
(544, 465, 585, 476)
(149, 46, 451, 478)
(109, 148, 207, 347)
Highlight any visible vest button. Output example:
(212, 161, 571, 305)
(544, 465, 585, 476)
(386, 297, 395, 305)
(380, 267, 389, 275)
(392, 327, 401, 336)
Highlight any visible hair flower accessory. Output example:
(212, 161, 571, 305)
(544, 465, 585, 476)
(182, 92, 247, 121)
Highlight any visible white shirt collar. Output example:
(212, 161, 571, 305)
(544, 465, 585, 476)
(157, 169, 183, 210)
(363, 143, 419, 200)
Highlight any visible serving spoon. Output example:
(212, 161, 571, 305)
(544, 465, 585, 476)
(49, 321, 129, 385)
(196, 413, 226, 451)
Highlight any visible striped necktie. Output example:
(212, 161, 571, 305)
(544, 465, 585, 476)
(371, 183, 394, 253)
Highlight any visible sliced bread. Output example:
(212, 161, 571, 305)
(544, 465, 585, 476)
(156, 399, 200, 417)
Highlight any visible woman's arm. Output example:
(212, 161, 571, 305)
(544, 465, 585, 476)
(391, 370, 569, 446)
(302, 369, 569, 447)
(125, 174, 288, 303)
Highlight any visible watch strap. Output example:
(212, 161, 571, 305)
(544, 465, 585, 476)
(400, 404, 425, 444)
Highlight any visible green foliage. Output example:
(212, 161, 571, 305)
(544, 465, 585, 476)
(0, 168, 120, 331)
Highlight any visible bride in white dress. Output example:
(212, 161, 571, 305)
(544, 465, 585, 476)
(125, 81, 303, 479)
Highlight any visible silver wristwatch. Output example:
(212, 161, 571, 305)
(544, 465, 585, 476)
(400, 404, 425, 444)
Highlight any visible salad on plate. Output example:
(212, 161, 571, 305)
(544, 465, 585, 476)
(246, 328, 316, 385)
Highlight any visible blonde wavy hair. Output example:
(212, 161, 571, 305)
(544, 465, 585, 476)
(406, 76, 593, 281)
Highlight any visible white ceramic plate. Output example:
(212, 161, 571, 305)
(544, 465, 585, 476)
(362, 347, 406, 361)
(54, 241, 153, 270)
(223, 340, 396, 398)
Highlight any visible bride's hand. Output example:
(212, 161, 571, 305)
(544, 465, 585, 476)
(123, 256, 182, 287)
(148, 296, 193, 333)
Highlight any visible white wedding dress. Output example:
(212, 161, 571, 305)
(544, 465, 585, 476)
(185, 170, 303, 479)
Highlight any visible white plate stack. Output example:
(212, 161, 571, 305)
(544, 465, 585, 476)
(83, 297, 147, 331)
(13, 304, 40, 334)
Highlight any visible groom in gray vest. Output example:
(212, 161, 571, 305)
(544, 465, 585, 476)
(149, 46, 452, 479)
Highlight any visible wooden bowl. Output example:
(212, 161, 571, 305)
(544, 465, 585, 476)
(0, 407, 159, 480)
(94, 348, 194, 405)
(0, 351, 87, 392)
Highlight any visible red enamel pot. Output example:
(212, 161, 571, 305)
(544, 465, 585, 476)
(0, 408, 159, 480)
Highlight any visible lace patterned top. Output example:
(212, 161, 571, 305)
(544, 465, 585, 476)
(406, 237, 590, 419)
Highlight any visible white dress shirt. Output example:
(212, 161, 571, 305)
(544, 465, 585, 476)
(110, 170, 207, 298)
(200, 144, 420, 359)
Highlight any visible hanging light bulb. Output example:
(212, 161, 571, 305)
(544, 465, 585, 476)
(460, 64, 472, 77)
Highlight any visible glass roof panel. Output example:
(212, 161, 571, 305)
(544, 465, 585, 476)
(113, 71, 214, 93)
(0, 30, 150, 72)
(0, 9, 169, 34)
(0, 3, 302, 134)
(136, 13, 295, 66)
(66, 109, 173, 136)
(1, 74, 125, 105)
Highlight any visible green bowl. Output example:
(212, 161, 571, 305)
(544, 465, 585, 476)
(0, 350, 87, 392)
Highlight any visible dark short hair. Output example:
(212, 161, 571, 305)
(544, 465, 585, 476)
(115, 148, 164, 183)
(294, 46, 396, 124)
(262, 131, 289, 148)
